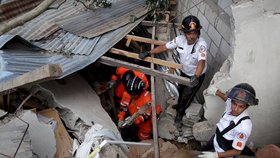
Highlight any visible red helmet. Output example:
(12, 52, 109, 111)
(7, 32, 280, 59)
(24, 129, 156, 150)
(181, 15, 202, 33)
(227, 83, 259, 106)
(125, 76, 146, 95)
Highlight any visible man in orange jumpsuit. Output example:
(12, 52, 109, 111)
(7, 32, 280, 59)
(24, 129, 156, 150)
(110, 67, 149, 104)
(117, 74, 161, 141)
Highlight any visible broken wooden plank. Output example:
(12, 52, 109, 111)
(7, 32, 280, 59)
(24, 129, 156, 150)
(0, 64, 62, 94)
(125, 34, 166, 45)
(125, 36, 132, 47)
(109, 48, 182, 69)
(98, 56, 191, 86)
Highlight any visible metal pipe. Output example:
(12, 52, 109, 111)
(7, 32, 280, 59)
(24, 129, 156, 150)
(151, 10, 160, 158)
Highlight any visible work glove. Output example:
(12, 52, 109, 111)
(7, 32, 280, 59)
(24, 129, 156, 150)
(190, 75, 199, 87)
(106, 80, 116, 89)
(139, 51, 150, 60)
(204, 85, 218, 96)
(198, 151, 218, 158)
(117, 120, 124, 128)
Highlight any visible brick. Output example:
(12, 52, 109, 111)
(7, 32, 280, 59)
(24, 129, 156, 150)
(218, 0, 232, 9)
(209, 42, 218, 58)
(200, 29, 211, 46)
(216, 18, 232, 42)
(208, 24, 222, 46)
(198, 11, 209, 31)
(197, 1, 207, 14)
(204, 1, 219, 26)
(220, 39, 232, 57)
(206, 51, 214, 65)
(188, 1, 199, 16)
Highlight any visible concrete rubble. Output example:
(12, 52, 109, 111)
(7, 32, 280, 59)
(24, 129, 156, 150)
(0, 73, 127, 158)
(158, 99, 204, 144)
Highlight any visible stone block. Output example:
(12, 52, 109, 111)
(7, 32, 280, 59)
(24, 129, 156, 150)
(216, 18, 232, 42)
(198, 11, 210, 31)
(208, 25, 222, 46)
(209, 42, 218, 58)
(158, 117, 177, 140)
(192, 121, 216, 142)
(220, 39, 232, 57)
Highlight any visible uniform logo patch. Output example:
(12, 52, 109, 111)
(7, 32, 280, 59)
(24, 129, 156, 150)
(237, 133, 246, 140)
(236, 141, 243, 148)
(189, 22, 197, 30)
(199, 45, 206, 53)
(201, 52, 206, 57)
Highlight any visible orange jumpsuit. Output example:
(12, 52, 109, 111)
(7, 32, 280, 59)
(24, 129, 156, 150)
(111, 67, 149, 102)
(118, 90, 161, 140)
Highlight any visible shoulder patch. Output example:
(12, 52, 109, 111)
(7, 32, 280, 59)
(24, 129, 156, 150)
(199, 45, 206, 53)
(236, 141, 243, 148)
(237, 132, 246, 140)
(201, 52, 206, 57)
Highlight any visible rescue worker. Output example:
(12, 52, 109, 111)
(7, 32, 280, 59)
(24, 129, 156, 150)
(117, 74, 161, 141)
(200, 83, 259, 158)
(139, 15, 208, 123)
(109, 67, 149, 104)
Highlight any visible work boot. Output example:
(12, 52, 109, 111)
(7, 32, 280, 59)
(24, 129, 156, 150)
(172, 104, 178, 109)
(174, 113, 183, 124)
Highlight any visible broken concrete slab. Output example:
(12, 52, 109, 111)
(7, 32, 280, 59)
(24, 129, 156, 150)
(193, 121, 216, 142)
(165, 105, 177, 118)
(40, 73, 121, 140)
(0, 125, 32, 158)
(158, 115, 177, 140)
(3, 110, 56, 158)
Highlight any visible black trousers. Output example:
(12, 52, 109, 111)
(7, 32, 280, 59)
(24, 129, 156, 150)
(177, 73, 205, 116)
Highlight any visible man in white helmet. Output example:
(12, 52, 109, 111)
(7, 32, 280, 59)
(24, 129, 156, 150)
(200, 83, 259, 158)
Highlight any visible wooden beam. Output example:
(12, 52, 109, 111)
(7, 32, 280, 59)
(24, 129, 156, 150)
(98, 56, 190, 86)
(0, 64, 62, 94)
(141, 20, 181, 28)
(109, 48, 182, 69)
(125, 34, 166, 45)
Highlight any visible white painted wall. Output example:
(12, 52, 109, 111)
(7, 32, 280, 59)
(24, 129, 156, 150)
(204, 0, 280, 146)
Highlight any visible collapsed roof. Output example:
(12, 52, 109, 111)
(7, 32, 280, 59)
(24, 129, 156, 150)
(0, 0, 148, 92)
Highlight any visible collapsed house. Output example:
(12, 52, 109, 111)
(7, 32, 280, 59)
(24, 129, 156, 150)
(0, 0, 280, 157)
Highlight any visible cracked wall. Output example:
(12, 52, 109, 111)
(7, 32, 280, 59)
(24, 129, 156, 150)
(204, 0, 280, 146)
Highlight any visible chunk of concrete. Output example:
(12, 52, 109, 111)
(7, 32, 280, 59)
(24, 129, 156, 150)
(158, 116, 177, 140)
(165, 105, 176, 118)
(192, 121, 215, 142)
(0, 125, 32, 158)
(4, 110, 56, 158)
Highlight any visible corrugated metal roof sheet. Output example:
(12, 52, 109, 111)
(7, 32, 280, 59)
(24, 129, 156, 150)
(0, 0, 147, 87)
(34, 30, 101, 55)
(0, 16, 145, 82)
(0, 0, 42, 23)
(57, 0, 148, 38)
(8, 0, 87, 41)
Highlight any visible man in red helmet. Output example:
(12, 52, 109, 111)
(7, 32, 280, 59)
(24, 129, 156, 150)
(117, 75, 161, 141)
(200, 83, 259, 158)
(139, 15, 208, 124)
(109, 67, 149, 104)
